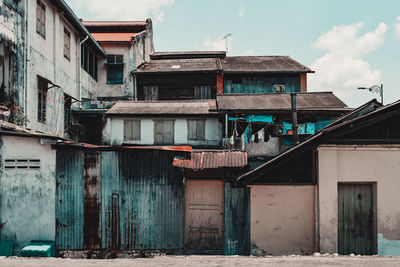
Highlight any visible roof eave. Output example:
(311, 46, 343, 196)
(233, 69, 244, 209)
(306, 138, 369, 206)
(52, 0, 107, 57)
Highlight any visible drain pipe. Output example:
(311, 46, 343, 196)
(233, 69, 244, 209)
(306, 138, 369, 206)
(78, 35, 89, 106)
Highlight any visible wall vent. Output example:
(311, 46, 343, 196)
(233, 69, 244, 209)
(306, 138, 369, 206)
(4, 159, 41, 169)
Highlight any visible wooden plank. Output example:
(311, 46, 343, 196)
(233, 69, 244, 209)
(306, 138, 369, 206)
(185, 180, 224, 254)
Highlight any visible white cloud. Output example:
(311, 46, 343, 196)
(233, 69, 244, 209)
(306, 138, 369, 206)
(395, 16, 400, 38)
(308, 22, 387, 106)
(67, 0, 174, 24)
(203, 35, 234, 53)
(238, 5, 244, 18)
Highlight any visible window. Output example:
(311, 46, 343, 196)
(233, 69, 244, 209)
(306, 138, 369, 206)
(38, 77, 48, 123)
(64, 27, 70, 60)
(107, 54, 124, 84)
(81, 43, 98, 80)
(194, 85, 212, 99)
(124, 120, 141, 141)
(187, 120, 206, 140)
(143, 86, 159, 101)
(36, 0, 46, 39)
(4, 159, 40, 169)
(154, 120, 174, 145)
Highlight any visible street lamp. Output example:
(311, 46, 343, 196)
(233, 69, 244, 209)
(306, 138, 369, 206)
(358, 84, 383, 104)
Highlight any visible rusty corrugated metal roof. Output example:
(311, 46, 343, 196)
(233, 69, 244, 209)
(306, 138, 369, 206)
(106, 100, 218, 115)
(136, 58, 221, 73)
(91, 32, 143, 42)
(0, 120, 63, 139)
(216, 92, 349, 112)
(173, 151, 248, 169)
(56, 140, 193, 152)
(222, 56, 313, 73)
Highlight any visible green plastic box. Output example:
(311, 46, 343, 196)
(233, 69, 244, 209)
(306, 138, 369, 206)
(21, 240, 55, 257)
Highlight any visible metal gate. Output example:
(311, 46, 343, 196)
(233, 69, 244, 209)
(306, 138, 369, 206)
(338, 183, 376, 255)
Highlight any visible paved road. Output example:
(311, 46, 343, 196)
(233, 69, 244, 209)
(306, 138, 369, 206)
(1, 255, 400, 267)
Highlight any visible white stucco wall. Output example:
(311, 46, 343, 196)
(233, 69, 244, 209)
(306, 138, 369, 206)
(318, 144, 400, 255)
(0, 135, 56, 253)
(103, 116, 222, 146)
(26, 0, 84, 136)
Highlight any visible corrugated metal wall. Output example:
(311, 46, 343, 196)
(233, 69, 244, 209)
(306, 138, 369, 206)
(56, 150, 84, 250)
(56, 149, 185, 253)
(102, 150, 184, 251)
(224, 183, 250, 255)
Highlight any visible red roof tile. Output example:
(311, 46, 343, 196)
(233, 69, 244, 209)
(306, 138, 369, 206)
(91, 32, 142, 42)
(173, 151, 248, 169)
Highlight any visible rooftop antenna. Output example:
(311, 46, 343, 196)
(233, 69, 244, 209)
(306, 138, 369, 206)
(216, 33, 232, 54)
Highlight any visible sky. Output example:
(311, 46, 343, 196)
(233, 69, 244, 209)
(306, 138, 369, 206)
(67, 0, 400, 108)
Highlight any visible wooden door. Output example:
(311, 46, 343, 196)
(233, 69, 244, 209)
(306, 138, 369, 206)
(185, 180, 224, 254)
(338, 183, 376, 255)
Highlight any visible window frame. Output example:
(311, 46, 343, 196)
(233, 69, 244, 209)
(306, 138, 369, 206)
(106, 54, 124, 84)
(154, 120, 175, 145)
(81, 43, 98, 81)
(187, 119, 206, 141)
(123, 119, 141, 141)
(37, 77, 48, 123)
(36, 0, 46, 39)
(63, 27, 71, 61)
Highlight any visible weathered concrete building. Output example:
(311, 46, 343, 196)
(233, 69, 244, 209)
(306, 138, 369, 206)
(0, 0, 26, 122)
(238, 99, 400, 256)
(0, 120, 61, 252)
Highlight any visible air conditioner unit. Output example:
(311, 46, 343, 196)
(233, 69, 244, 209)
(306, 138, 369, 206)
(274, 84, 285, 93)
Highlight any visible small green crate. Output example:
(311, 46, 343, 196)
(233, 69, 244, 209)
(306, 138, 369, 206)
(0, 241, 13, 257)
(21, 240, 55, 257)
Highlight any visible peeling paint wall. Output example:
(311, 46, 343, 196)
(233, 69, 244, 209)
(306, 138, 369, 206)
(0, 0, 26, 109)
(97, 30, 153, 99)
(103, 117, 222, 146)
(249, 185, 315, 255)
(0, 135, 56, 254)
(318, 145, 400, 255)
(26, 0, 82, 136)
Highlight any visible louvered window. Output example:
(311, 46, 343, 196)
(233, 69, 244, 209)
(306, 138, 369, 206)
(64, 27, 70, 60)
(187, 120, 206, 140)
(124, 120, 141, 141)
(36, 0, 46, 39)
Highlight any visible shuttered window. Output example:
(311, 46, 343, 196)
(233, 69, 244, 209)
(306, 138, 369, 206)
(194, 85, 212, 99)
(154, 120, 174, 145)
(187, 120, 206, 140)
(124, 120, 141, 141)
(143, 86, 159, 101)
(36, 0, 46, 39)
(64, 27, 71, 60)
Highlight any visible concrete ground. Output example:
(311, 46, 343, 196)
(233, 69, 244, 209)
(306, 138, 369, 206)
(1, 255, 400, 267)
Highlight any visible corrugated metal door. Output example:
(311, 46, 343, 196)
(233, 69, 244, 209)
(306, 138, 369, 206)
(185, 180, 224, 254)
(56, 150, 84, 250)
(338, 183, 376, 255)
